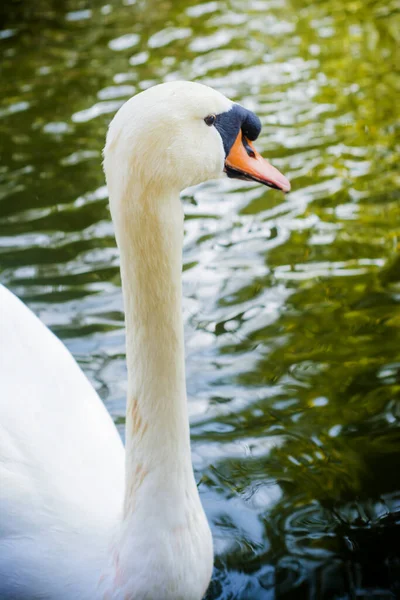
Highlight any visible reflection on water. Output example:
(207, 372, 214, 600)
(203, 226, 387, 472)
(1, 0, 399, 597)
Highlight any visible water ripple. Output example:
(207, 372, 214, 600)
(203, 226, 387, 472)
(1, 0, 399, 597)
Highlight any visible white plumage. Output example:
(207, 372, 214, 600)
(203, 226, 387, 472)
(0, 284, 124, 598)
(0, 81, 289, 599)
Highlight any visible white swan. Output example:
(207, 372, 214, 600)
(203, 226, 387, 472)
(0, 81, 290, 600)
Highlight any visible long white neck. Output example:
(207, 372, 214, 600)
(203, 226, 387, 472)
(101, 173, 213, 599)
(115, 188, 196, 513)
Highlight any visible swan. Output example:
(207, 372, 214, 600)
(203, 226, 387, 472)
(0, 81, 290, 600)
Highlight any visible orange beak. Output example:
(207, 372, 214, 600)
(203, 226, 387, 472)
(225, 131, 290, 193)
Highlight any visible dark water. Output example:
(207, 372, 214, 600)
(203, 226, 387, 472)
(1, 0, 399, 598)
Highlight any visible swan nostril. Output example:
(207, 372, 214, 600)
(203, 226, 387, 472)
(242, 136, 256, 158)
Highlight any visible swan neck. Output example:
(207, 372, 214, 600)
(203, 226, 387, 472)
(114, 188, 195, 516)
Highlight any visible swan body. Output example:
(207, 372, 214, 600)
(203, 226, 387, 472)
(0, 284, 124, 598)
(0, 81, 289, 599)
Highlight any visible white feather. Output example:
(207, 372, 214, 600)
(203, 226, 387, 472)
(0, 284, 124, 598)
(0, 81, 235, 599)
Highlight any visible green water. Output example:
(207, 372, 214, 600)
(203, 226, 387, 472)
(1, 0, 399, 598)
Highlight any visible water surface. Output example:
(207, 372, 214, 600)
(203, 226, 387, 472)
(1, 0, 399, 598)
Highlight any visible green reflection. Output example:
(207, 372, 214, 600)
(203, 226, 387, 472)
(1, 0, 399, 597)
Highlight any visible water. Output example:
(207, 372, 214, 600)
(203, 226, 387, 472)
(1, 0, 399, 598)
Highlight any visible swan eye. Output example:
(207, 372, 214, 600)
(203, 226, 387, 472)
(204, 114, 216, 126)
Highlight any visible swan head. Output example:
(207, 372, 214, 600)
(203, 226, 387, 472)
(104, 81, 290, 203)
